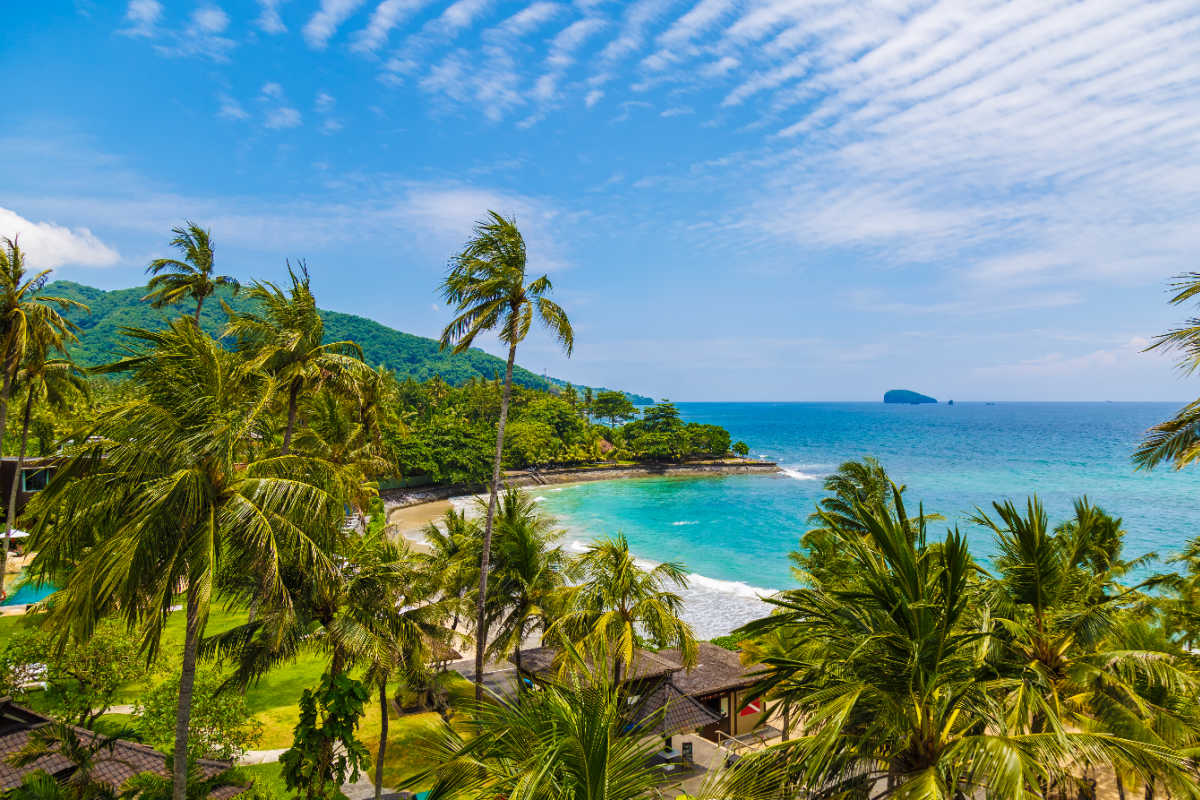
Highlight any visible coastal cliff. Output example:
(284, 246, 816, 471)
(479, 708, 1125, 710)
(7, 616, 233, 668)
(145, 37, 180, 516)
(381, 459, 781, 508)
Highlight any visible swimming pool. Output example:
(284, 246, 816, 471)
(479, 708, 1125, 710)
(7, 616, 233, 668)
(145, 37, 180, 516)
(1, 569, 57, 606)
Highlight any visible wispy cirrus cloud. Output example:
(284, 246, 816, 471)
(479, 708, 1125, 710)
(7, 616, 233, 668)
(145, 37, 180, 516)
(303, 0, 366, 48)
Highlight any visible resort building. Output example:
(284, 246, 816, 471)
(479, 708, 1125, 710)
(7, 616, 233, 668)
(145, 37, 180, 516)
(509, 642, 770, 743)
(0, 698, 242, 798)
(0, 457, 57, 521)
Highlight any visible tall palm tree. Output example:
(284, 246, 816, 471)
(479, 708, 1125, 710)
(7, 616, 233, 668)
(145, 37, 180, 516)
(485, 489, 567, 675)
(1137, 271, 1200, 469)
(207, 527, 451, 800)
(553, 533, 697, 683)
(738, 486, 1194, 798)
(224, 263, 366, 455)
(25, 319, 345, 800)
(4, 347, 88, 564)
(0, 236, 86, 588)
(439, 211, 574, 698)
(143, 222, 239, 324)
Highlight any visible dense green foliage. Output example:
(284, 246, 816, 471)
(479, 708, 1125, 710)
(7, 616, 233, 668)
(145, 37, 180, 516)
(0, 623, 146, 728)
(136, 670, 262, 762)
(41, 280, 649, 402)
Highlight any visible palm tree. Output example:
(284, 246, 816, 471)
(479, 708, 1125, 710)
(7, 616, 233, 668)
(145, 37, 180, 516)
(794, 457, 940, 586)
(553, 533, 697, 683)
(224, 262, 366, 455)
(1137, 271, 1200, 469)
(738, 486, 1195, 798)
(0, 236, 86, 589)
(972, 497, 1200, 794)
(207, 528, 451, 800)
(5, 722, 126, 800)
(409, 644, 784, 800)
(4, 347, 87, 565)
(439, 211, 574, 698)
(485, 488, 567, 675)
(421, 508, 482, 636)
(143, 222, 239, 324)
(25, 319, 345, 800)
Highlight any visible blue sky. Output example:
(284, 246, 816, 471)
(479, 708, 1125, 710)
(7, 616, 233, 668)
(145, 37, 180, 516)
(3, 0, 1199, 401)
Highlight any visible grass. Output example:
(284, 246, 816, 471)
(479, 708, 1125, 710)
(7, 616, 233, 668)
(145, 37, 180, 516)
(1, 604, 473, 787)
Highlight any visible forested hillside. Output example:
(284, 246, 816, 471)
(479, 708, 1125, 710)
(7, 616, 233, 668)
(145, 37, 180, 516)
(45, 281, 650, 400)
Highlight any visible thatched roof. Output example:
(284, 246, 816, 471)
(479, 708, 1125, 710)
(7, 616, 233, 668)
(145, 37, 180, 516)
(628, 681, 720, 735)
(0, 699, 241, 799)
(513, 647, 682, 682)
(657, 642, 758, 697)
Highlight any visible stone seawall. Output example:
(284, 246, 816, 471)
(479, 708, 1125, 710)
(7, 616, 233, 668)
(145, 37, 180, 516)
(380, 460, 781, 509)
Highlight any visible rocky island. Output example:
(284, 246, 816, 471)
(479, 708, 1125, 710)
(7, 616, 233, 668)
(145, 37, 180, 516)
(884, 389, 937, 404)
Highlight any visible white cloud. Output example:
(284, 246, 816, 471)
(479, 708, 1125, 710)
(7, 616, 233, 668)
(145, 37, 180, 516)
(314, 91, 336, 112)
(143, 3, 235, 61)
(585, 89, 603, 107)
(119, 0, 161, 37)
(661, 104, 693, 117)
(217, 93, 249, 120)
(0, 208, 120, 269)
(265, 107, 302, 129)
(304, 0, 366, 49)
(351, 0, 429, 53)
(261, 82, 285, 101)
(256, 0, 289, 33)
(320, 118, 344, 134)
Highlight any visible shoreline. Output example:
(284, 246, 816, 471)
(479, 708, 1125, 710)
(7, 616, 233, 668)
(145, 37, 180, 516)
(382, 459, 783, 638)
(381, 458, 780, 510)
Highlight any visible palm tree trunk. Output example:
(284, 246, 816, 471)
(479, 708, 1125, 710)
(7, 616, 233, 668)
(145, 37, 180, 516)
(513, 643, 522, 690)
(193, 296, 204, 324)
(0, 370, 12, 592)
(4, 385, 34, 563)
(473, 341, 517, 700)
(1115, 774, 1125, 800)
(374, 682, 388, 800)
(173, 587, 202, 800)
(782, 702, 790, 739)
(282, 380, 300, 455)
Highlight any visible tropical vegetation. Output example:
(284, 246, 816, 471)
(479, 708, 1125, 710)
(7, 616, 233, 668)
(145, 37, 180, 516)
(8, 220, 1200, 800)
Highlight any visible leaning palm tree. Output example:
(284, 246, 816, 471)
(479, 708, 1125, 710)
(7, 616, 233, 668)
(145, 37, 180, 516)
(439, 211, 574, 698)
(1137, 271, 1200, 469)
(485, 489, 567, 675)
(4, 346, 88, 562)
(143, 222, 239, 323)
(738, 486, 1196, 798)
(552, 533, 697, 683)
(25, 319, 345, 800)
(224, 262, 366, 454)
(0, 236, 86, 589)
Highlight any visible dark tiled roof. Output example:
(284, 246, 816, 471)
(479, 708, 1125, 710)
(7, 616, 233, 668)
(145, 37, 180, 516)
(628, 682, 720, 735)
(512, 647, 682, 682)
(657, 643, 757, 697)
(0, 700, 240, 798)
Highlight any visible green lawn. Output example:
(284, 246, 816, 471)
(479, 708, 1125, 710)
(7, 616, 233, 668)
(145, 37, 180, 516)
(1, 605, 473, 785)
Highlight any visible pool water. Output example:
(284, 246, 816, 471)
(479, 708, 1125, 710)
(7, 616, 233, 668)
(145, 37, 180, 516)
(1, 569, 57, 606)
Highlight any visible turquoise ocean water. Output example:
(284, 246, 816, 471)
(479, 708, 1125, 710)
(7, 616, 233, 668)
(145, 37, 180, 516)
(535, 402, 1200, 637)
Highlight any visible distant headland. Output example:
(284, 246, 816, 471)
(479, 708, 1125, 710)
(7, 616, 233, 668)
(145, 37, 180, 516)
(884, 389, 937, 404)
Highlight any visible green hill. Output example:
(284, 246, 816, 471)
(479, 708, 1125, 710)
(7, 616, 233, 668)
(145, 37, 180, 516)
(45, 281, 651, 401)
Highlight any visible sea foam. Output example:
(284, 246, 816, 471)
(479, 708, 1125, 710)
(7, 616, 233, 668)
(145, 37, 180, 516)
(780, 467, 820, 481)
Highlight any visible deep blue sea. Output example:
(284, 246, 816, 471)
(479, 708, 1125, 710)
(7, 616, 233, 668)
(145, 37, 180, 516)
(535, 402, 1200, 637)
